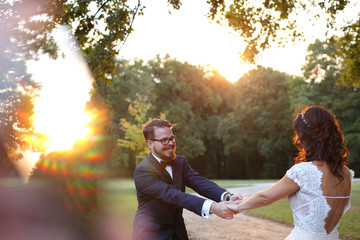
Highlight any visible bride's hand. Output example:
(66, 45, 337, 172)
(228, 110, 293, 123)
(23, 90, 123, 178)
(229, 193, 243, 204)
(226, 202, 243, 214)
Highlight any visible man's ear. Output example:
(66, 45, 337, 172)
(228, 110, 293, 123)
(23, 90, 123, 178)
(146, 139, 153, 149)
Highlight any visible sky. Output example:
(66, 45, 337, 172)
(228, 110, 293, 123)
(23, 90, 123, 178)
(118, 0, 360, 83)
(118, 0, 305, 82)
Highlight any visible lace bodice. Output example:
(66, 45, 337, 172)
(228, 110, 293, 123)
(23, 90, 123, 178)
(286, 162, 353, 236)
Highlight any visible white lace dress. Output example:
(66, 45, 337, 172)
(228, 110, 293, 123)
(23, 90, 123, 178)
(285, 162, 354, 240)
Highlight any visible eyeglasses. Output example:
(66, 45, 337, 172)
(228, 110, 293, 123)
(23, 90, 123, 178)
(150, 135, 176, 145)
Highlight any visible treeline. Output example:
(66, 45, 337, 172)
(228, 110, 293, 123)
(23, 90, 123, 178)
(95, 40, 360, 179)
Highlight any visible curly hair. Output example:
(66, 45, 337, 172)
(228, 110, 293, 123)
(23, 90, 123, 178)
(142, 119, 173, 140)
(293, 106, 348, 181)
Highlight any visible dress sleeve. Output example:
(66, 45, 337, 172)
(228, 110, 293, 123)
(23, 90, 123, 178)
(286, 164, 303, 188)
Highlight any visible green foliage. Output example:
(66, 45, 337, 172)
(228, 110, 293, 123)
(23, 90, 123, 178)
(98, 38, 360, 179)
(218, 67, 292, 178)
(224, 0, 298, 63)
(0, 1, 41, 159)
(1, 0, 143, 83)
(298, 38, 360, 174)
(205, 0, 360, 87)
(206, 0, 350, 63)
(336, 19, 360, 87)
(99, 38, 360, 180)
(96, 59, 156, 170)
(100, 56, 235, 176)
(0, 0, 182, 160)
(1, 0, 182, 85)
(118, 95, 152, 156)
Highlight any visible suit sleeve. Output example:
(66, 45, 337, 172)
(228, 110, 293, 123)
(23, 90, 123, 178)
(182, 157, 227, 202)
(134, 164, 206, 216)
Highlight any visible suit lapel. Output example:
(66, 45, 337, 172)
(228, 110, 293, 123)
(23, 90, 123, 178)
(147, 153, 173, 184)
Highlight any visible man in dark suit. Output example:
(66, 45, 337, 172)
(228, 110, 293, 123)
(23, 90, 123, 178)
(133, 119, 240, 240)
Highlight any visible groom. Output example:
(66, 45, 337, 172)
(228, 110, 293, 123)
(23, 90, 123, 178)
(132, 119, 240, 240)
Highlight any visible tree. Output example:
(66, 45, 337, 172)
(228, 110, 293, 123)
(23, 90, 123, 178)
(5, 0, 360, 87)
(104, 56, 232, 177)
(336, 19, 360, 87)
(96, 58, 157, 173)
(0, 0, 40, 162)
(293, 38, 360, 174)
(205, 0, 360, 87)
(218, 67, 292, 178)
(0, 0, 183, 83)
(118, 95, 153, 158)
(148, 56, 221, 162)
(206, 0, 351, 62)
(199, 70, 237, 178)
(293, 38, 341, 108)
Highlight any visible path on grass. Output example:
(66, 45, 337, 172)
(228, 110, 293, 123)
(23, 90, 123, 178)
(184, 183, 294, 240)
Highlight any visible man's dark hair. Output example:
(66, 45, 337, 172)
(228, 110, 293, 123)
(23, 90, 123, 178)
(143, 119, 173, 140)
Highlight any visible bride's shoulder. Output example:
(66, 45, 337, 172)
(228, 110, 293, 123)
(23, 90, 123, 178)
(287, 162, 319, 179)
(289, 161, 314, 170)
(287, 162, 315, 178)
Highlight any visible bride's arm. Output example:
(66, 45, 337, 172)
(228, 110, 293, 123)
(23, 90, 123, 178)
(227, 175, 299, 213)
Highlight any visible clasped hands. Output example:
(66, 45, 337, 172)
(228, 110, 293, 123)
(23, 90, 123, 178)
(210, 193, 244, 220)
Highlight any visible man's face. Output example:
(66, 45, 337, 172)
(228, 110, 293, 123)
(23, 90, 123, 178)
(147, 127, 176, 162)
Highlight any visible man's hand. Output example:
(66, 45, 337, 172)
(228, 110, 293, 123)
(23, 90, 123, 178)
(226, 202, 243, 214)
(225, 196, 247, 214)
(210, 202, 234, 220)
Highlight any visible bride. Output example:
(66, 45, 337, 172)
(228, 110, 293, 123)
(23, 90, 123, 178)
(227, 106, 354, 240)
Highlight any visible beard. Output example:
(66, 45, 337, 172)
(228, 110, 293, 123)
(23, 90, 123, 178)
(153, 145, 176, 162)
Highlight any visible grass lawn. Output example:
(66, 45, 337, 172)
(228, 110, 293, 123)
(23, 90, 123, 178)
(99, 179, 360, 239)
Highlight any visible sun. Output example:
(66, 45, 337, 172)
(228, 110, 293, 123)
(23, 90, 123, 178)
(27, 26, 94, 152)
(32, 103, 92, 152)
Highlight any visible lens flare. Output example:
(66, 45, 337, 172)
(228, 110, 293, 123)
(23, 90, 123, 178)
(27, 26, 93, 152)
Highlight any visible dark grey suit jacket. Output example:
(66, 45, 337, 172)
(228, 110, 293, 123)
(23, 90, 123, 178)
(132, 153, 226, 240)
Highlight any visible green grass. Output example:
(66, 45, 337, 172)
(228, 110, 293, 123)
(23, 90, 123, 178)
(249, 199, 293, 224)
(98, 178, 137, 239)
(337, 181, 360, 238)
(99, 179, 360, 239)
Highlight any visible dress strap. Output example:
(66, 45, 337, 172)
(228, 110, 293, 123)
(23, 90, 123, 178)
(324, 195, 351, 199)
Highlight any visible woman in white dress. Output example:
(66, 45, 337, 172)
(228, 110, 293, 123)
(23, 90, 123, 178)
(227, 106, 354, 240)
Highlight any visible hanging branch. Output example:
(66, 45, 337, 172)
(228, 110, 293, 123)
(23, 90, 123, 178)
(121, 0, 141, 48)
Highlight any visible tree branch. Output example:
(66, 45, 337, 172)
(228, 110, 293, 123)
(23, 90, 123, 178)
(93, 0, 112, 19)
(121, 0, 141, 47)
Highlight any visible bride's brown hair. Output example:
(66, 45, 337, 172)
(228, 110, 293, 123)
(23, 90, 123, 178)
(293, 106, 348, 181)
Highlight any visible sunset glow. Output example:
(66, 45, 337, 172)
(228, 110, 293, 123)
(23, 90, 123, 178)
(32, 103, 92, 152)
(27, 26, 94, 152)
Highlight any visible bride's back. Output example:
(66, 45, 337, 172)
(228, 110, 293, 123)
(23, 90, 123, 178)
(286, 161, 353, 237)
(315, 162, 352, 234)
